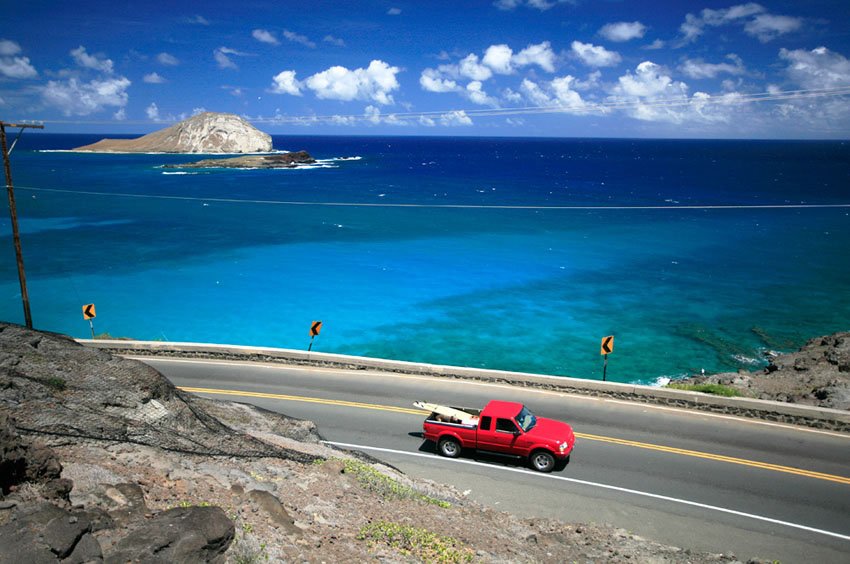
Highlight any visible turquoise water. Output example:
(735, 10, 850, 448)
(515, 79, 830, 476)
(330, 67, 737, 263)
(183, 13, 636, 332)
(2, 135, 849, 383)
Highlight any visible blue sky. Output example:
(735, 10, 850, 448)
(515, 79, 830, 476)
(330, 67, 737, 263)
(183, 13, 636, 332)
(2, 0, 850, 138)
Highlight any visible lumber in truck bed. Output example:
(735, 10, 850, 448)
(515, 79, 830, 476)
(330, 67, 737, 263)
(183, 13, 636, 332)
(414, 401, 481, 426)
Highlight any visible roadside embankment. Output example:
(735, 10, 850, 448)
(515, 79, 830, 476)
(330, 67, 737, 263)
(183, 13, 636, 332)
(80, 339, 850, 433)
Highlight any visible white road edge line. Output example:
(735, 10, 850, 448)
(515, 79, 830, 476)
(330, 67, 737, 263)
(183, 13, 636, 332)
(134, 356, 850, 439)
(325, 440, 850, 543)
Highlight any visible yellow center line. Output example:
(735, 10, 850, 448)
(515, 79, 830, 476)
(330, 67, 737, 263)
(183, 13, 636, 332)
(575, 432, 850, 485)
(179, 385, 850, 486)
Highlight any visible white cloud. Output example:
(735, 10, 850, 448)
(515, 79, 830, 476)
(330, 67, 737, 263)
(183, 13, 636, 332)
(157, 52, 179, 66)
(270, 70, 303, 95)
(41, 76, 131, 116)
(71, 46, 114, 73)
(457, 54, 493, 81)
(571, 41, 621, 68)
(466, 81, 499, 106)
(420, 68, 459, 93)
(387, 7, 402, 15)
(214, 47, 248, 70)
(419, 115, 436, 126)
(113, 108, 126, 120)
(146, 102, 160, 120)
(0, 39, 23, 56)
(780, 47, 850, 90)
(494, 0, 574, 10)
(644, 39, 665, 50)
(609, 61, 691, 122)
(520, 76, 590, 113)
(324, 35, 346, 47)
(745, 14, 802, 43)
(573, 70, 601, 91)
(304, 60, 400, 104)
(440, 110, 473, 126)
(363, 105, 407, 126)
(678, 3, 800, 44)
(513, 41, 556, 72)
(483, 44, 514, 74)
(680, 54, 745, 79)
(0, 54, 37, 79)
(502, 87, 523, 103)
(187, 15, 209, 25)
(599, 21, 647, 42)
(423, 41, 556, 95)
(252, 29, 279, 45)
(143, 72, 166, 84)
(680, 3, 765, 42)
(330, 115, 357, 126)
(283, 30, 316, 49)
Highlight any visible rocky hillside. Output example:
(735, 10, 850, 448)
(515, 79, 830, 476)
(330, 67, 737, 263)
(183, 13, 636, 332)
(0, 323, 768, 563)
(72, 112, 272, 153)
(674, 332, 850, 409)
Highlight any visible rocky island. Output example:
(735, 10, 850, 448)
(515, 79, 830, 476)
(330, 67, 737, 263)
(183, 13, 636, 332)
(72, 112, 272, 153)
(163, 150, 316, 170)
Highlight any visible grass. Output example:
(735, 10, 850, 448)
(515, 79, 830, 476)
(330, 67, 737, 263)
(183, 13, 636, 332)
(667, 382, 743, 397)
(358, 520, 473, 563)
(319, 458, 451, 508)
(42, 376, 67, 391)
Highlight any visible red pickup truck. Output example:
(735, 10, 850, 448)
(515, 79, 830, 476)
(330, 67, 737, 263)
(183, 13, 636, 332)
(416, 400, 575, 472)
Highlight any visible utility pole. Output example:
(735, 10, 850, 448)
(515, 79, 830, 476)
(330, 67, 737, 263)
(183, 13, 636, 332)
(1, 121, 44, 329)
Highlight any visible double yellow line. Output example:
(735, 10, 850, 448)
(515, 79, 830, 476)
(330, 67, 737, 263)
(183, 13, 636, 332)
(179, 386, 850, 486)
(575, 432, 850, 485)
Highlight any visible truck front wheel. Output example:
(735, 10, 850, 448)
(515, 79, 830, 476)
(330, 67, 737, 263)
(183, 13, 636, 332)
(438, 437, 461, 458)
(530, 450, 555, 472)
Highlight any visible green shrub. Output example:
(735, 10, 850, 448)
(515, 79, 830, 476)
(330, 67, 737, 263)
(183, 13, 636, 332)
(42, 377, 66, 391)
(336, 458, 451, 508)
(358, 520, 473, 563)
(667, 382, 742, 397)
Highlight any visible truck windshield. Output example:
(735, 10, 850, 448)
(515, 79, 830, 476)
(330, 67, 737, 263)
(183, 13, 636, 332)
(516, 406, 536, 432)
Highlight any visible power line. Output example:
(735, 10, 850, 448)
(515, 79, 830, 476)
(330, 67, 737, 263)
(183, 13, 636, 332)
(13, 85, 850, 126)
(16, 185, 850, 210)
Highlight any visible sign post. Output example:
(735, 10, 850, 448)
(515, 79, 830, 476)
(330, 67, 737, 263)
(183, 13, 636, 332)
(82, 303, 96, 339)
(600, 335, 614, 381)
(308, 320, 322, 352)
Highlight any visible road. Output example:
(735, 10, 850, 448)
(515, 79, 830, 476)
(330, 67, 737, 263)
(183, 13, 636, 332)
(137, 356, 850, 563)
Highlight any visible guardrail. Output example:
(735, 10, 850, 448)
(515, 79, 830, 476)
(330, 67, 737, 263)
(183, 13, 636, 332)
(79, 339, 850, 433)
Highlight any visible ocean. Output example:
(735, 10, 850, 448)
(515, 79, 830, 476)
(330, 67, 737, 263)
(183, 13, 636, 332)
(2, 134, 849, 384)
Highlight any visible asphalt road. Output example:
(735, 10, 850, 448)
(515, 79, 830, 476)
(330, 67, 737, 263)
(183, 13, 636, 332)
(137, 356, 850, 563)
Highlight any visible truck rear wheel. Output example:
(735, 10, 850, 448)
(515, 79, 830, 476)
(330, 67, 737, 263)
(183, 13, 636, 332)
(438, 437, 461, 458)
(530, 450, 555, 472)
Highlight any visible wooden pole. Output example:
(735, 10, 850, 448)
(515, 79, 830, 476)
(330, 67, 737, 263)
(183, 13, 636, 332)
(0, 121, 43, 329)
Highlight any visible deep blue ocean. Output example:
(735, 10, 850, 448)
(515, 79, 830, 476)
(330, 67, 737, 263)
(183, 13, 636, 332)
(2, 134, 849, 384)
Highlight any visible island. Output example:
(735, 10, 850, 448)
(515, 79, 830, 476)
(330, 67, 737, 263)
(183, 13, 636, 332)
(162, 150, 316, 169)
(72, 112, 272, 153)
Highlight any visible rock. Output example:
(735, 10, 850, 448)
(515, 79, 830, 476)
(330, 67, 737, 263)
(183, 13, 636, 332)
(163, 150, 316, 169)
(0, 502, 101, 564)
(0, 413, 66, 499)
(105, 506, 234, 564)
(673, 331, 850, 410)
(42, 512, 91, 558)
(245, 490, 300, 537)
(72, 112, 272, 154)
(63, 532, 103, 564)
(0, 414, 27, 495)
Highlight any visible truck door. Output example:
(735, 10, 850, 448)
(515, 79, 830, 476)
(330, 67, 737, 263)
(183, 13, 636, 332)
(477, 416, 520, 453)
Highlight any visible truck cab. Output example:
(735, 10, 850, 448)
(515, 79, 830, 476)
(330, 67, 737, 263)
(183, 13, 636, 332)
(420, 400, 575, 472)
